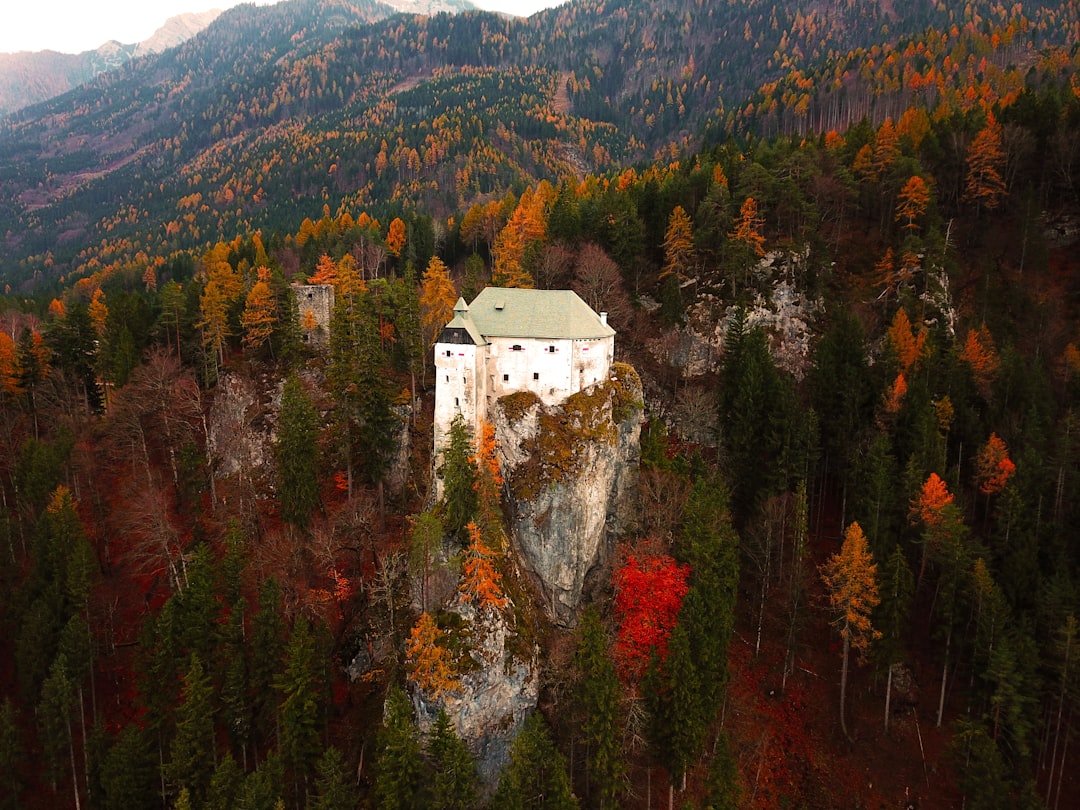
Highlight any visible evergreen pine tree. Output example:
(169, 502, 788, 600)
(374, 686, 424, 810)
(427, 710, 479, 810)
(99, 724, 157, 810)
(311, 746, 357, 810)
(275, 616, 323, 805)
(167, 654, 216, 805)
(573, 608, 624, 810)
(493, 712, 578, 810)
(276, 374, 321, 529)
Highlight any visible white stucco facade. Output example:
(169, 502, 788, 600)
(433, 288, 616, 477)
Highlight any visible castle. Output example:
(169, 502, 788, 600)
(433, 287, 616, 459)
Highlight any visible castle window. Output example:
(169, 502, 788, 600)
(445, 375, 449, 383)
(445, 350, 452, 357)
(533, 373, 539, 380)
(503, 374, 509, 382)
(549, 345, 555, 353)
(455, 397, 459, 407)
(511, 344, 523, 352)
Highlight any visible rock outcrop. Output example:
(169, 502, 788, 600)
(412, 599, 539, 786)
(493, 364, 643, 626)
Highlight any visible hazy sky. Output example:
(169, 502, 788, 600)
(1, 0, 562, 55)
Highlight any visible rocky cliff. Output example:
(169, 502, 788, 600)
(493, 363, 643, 626)
(412, 597, 539, 785)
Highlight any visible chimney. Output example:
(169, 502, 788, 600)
(600, 311, 608, 325)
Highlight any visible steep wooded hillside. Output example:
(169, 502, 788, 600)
(3, 0, 1080, 292)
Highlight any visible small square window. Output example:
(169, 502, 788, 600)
(549, 345, 555, 353)
(533, 372, 539, 380)
(445, 350, 452, 357)
(503, 374, 509, 382)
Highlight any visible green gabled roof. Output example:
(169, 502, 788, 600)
(466, 288, 615, 340)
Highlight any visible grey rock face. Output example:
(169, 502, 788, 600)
(413, 599, 539, 786)
(493, 369, 642, 627)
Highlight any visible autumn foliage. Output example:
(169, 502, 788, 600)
(911, 472, 955, 528)
(407, 612, 460, 697)
(459, 522, 508, 612)
(613, 552, 691, 681)
(975, 433, 1016, 495)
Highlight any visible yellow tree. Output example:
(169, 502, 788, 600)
(491, 224, 533, 288)
(661, 205, 695, 281)
(965, 112, 1007, 213)
(419, 256, 457, 348)
(820, 521, 881, 740)
(406, 612, 459, 697)
(728, 196, 766, 289)
(88, 289, 109, 337)
(886, 306, 927, 374)
(197, 280, 231, 370)
(386, 217, 407, 258)
(241, 267, 278, 356)
(895, 175, 931, 231)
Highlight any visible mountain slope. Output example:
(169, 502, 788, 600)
(0, 11, 222, 117)
(1, 0, 1079, 291)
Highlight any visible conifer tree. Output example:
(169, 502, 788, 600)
(242, 267, 278, 357)
(438, 415, 478, 540)
(275, 617, 323, 805)
(275, 374, 321, 529)
(205, 753, 244, 810)
(374, 686, 424, 810)
(99, 725, 157, 810)
(493, 712, 578, 810)
(573, 608, 624, 810)
(420, 256, 458, 348)
(702, 731, 741, 810)
(406, 612, 459, 698)
(820, 522, 881, 740)
(426, 710, 479, 810)
(660, 205, 695, 282)
(874, 545, 913, 731)
(0, 698, 23, 810)
(167, 654, 215, 805)
(311, 746, 356, 810)
(39, 653, 78, 805)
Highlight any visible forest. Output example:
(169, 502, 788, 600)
(2, 0, 1080, 809)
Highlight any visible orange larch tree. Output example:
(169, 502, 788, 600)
(459, 521, 508, 612)
(886, 306, 927, 374)
(406, 612, 460, 697)
(309, 253, 338, 285)
(964, 111, 1007, 212)
(386, 217, 407, 258)
(820, 521, 881, 740)
(895, 175, 931, 231)
(241, 267, 278, 356)
(959, 324, 1000, 397)
(975, 432, 1015, 496)
(661, 205, 696, 282)
(419, 256, 458, 348)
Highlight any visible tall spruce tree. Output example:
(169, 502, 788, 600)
(426, 710, 479, 810)
(276, 374, 321, 529)
(572, 608, 624, 809)
(373, 686, 424, 810)
(167, 654, 216, 805)
(276, 616, 324, 807)
(493, 712, 578, 810)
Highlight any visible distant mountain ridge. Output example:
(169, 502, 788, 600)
(1, 0, 1079, 291)
(0, 10, 224, 117)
